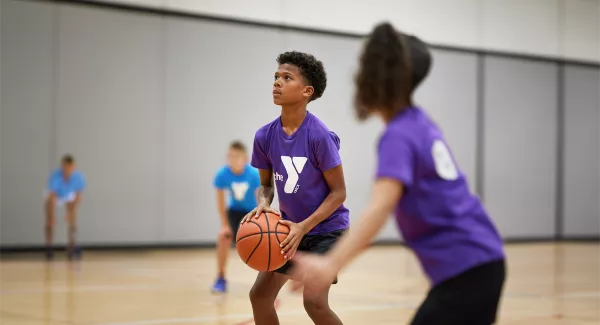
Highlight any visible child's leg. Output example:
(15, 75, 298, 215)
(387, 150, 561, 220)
(303, 282, 342, 325)
(65, 202, 78, 256)
(212, 210, 245, 293)
(44, 194, 56, 258)
(215, 224, 232, 278)
(249, 271, 288, 325)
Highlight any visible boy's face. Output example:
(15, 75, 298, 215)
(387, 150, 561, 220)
(61, 163, 75, 178)
(227, 148, 247, 172)
(272, 64, 314, 106)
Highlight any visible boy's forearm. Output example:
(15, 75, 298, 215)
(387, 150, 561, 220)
(74, 192, 82, 207)
(258, 185, 275, 206)
(218, 205, 228, 225)
(216, 191, 228, 226)
(300, 190, 346, 231)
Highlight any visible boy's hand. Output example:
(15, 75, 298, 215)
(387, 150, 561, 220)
(278, 220, 308, 260)
(241, 204, 280, 224)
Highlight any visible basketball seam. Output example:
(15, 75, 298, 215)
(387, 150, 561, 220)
(236, 231, 288, 243)
(244, 220, 263, 264)
(275, 222, 285, 245)
(265, 212, 271, 272)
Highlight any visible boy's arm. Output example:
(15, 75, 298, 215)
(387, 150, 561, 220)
(300, 132, 346, 232)
(242, 169, 279, 222)
(256, 169, 275, 208)
(279, 164, 346, 258)
(213, 169, 229, 227)
(243, 127, 279, 222)
(216, 189, 228, 227)
(74, 174, 85, 206)
(47, 173, 58, 196)
(299, 164, 346, 231)
(253, 169, 262, 206)
(279, 132, 346, 258)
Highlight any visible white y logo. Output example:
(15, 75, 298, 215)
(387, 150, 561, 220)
(431, 140, 459, 181)
(231, 182, 249, 201)
(280, 156, 308, 194)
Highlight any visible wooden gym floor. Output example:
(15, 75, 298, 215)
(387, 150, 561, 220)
(1, 243, 598, 325)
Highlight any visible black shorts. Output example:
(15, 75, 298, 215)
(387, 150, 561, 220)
(273, 229, 346, 284)
(411, 259, 506, 325)
(227, 209, 248, 240)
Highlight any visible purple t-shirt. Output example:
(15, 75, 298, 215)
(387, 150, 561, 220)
(377, 107, 505, 285)
(251, 111, 350, 235)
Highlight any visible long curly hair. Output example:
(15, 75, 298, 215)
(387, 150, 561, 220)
(354, 22, 413, 121)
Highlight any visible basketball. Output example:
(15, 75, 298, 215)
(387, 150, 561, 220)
(236, 212, 290, 272)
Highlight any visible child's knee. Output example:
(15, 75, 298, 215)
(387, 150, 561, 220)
(218, 232, 233, 243)
(303, 291, 329, 315)
(45, 195, 56, 208)
(249, 280, 277, 305)
(66, 202, 76, 213)
(249, 285, 272, 304)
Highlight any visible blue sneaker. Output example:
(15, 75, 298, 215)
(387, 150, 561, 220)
(211, 277, 227, 293)
(68, 247, 82, 260)
(45, 249, 54, 261)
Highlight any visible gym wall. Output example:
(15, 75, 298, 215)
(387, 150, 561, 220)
(1, 0, 598, 247)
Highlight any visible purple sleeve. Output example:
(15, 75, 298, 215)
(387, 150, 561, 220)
(315, 131, 342, 172)
(376, 131, 414, 187)
(251, 128, 271, 170)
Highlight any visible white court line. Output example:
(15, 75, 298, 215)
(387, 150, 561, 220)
(94, 302, 416, 325)
(3, 282, 598, 301)
(561, 291, 600, 299)
(0, 284, 158, 295)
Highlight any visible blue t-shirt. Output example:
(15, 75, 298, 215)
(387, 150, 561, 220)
(47, 169, 86, 200)
(213, 164, 260, 212)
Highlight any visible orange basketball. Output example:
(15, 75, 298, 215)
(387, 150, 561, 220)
(236, 212, 289, 272)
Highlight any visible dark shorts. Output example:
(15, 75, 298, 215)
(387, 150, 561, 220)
(227, 209, 248, 240)
(273, 229, 346, 284)
(411, 259, 506, 325)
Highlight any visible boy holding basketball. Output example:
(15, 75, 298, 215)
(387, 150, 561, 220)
(211, 141, 260, 293)
(242, 51, 349, 325)
(289, 23, 506, 325)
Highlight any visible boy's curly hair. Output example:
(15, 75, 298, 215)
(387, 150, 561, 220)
(277, 51, 327, 102)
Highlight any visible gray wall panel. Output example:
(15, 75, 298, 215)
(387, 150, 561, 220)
(56, 4, 163, 243)
(563, 66, 600, 236)
(163, 19, 285, 242)
(3, 0, 596, 246)
(1, 0, 56, 245)
(483, 57, 558, 238)
(414, 50, 479, 194)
